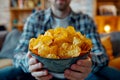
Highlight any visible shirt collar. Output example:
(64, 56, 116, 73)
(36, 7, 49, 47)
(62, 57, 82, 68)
(44, 8, 77, 26)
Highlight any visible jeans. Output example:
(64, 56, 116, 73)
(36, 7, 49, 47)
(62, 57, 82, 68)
(0, 66, 120, 80)
(95, 66, 120, 80)
(0, 66, 35, 80)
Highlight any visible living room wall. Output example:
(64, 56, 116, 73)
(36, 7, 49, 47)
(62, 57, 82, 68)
(0, 0, 10, 28)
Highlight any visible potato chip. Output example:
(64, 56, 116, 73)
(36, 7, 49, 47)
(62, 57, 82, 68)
(44, 30, 54, 39)
(66, 26, 76, 42)
(29, 38, 39, 54)
(37, 34, 44, 39)
(29, 38, 36, 50)
(33, 41, 43, 49)
(31, 49, 38, 55)
(49, 45, 58, 55)
(59, 43, 81, 58)
(84, 38, 93, 51)
(58, 43, 70, 58)
(73, 37, 83, 46)
(41, 36, 53, 45)
(46, 54, 60, 59)
(54, 27, 68, 44)
(38, 44, 50, 57)
(67, 44, 81, 58)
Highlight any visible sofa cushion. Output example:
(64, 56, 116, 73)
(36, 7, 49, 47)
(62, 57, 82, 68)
(0, 31, 8, 51)
(109, 57, 120, 70)
(100, 32, 120, 57)
(0, 59, 12, 68)
(101, 36, 114, 60)
(0, 29, 21, 59)
(109, 32, 120, 57)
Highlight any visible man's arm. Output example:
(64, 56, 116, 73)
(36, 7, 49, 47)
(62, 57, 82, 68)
(86, 17, 109, 73)
(13, 14, 37, 73)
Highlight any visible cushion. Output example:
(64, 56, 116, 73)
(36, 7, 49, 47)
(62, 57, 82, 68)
(100, 32, 120, 57)
(109, 57, 120, 70)
(101, 36, 114, 60)
(0, 31, 8, 50)
(109, 32, 120, 57)
(0, 59, 12, 68)
(0, 29, 21, 59)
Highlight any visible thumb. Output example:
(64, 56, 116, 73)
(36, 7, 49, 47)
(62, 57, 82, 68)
(27, 51, 32, 59)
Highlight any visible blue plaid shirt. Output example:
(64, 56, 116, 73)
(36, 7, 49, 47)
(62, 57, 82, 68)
(14, 8, 108, 73)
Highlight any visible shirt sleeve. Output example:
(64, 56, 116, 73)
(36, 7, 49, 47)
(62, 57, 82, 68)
(13, 15, 36, 73)
(86, 17, 109, 73)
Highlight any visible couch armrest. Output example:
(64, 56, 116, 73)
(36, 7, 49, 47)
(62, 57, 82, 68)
(0, 31, 8, 51)
(0, 59, 13, 68)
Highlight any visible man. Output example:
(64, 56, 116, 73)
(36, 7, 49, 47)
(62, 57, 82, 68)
(0, 0, 120, 80)
(1, 0, 120, 80)
(14, 0, 109, 80)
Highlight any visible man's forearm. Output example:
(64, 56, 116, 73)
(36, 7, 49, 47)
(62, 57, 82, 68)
(13, 52, 30, 73)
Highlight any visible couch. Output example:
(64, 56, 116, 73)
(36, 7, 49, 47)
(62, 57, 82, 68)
(0, 29, 21, 68)
(0, 31, 13, 68)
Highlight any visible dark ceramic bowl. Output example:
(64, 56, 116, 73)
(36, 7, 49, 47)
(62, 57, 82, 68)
(31, 52, 89, 73)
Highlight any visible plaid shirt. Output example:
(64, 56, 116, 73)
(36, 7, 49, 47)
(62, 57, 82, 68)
(14, 8, 109, 73)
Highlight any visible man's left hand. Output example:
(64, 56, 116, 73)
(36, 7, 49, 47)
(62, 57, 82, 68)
(64, 57, 92, 80)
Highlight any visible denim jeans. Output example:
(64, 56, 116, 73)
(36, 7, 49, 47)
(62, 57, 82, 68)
(95, 66, 120, 80)
(0, 66, 23, 80)
(0, 66, 120, 80)
(0, 66, 35, 80)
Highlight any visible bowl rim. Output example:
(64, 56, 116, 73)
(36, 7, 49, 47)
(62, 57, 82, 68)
(30, 51, 90, 60)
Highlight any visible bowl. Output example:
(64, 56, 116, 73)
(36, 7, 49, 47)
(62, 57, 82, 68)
(30, 52, 89, 73)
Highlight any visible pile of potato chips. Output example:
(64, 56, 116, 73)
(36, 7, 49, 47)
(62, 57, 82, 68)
(29, 26, 92, 59)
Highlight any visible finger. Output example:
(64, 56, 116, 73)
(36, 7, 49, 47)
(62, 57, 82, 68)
(31, 70, 48, 78)
(27, 51, 32, 58)
(71, 64, 91, 73)
(28, 57, 38, 65)
(64, 69, 83, 80)
(29, 63, 43, 72)
(36, 74, 53, 80)
(77, 57, 92, 67)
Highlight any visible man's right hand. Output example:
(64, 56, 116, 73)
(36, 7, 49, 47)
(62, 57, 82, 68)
(27, 52, 53, 80)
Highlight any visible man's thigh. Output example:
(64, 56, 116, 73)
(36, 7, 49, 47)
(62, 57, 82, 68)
(85, 72, 107, 80)
(0, 66, 24, 80)
(0, 66, 36, 80)
(98, 66, 120, 80)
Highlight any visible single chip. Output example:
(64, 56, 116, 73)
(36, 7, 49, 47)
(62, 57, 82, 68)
(54, 27, 68, 43)
(29, 38, 36, 50)
(73, 37, 83, 46)
(49, 45, 58, 55)
(38, 44, 50, 57)
(44, 30, 54, 39)
(67, 44, 81, 58)
(46, 54, 60, 59)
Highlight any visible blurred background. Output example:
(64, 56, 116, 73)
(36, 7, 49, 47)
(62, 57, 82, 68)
(0, 0, 120, 33)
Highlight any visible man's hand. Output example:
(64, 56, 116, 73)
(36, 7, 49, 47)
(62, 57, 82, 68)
(27, 52, 53, 80)
(64, 57, 92, 80)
